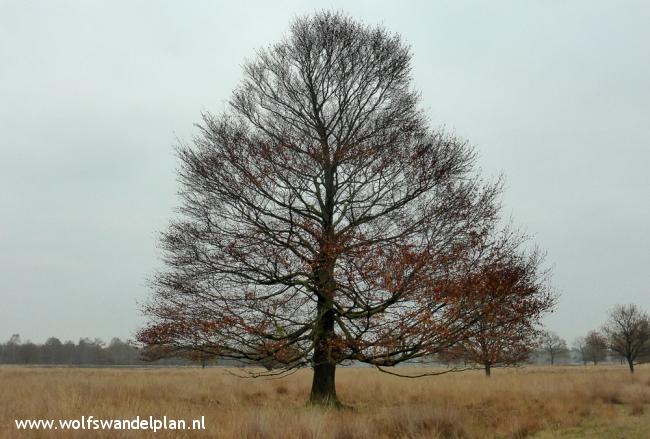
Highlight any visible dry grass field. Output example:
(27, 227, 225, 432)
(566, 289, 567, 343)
(2, 365, 649, 438)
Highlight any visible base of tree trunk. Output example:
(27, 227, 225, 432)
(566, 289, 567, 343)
(308, 361, 351, 409)
(484, 364, 491, 377)
(307, 396, 351, 410)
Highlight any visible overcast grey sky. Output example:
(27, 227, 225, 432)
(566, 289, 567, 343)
(1, 0, 648, 344)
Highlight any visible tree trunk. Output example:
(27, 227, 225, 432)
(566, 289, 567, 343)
(627, 357, 634, 374)
(308, 159, 342, 407)
(309, 249, 341, 407)
(310, 356, 338, 406)
(484, 363, 491, 377)
(309, 302, 340, 406)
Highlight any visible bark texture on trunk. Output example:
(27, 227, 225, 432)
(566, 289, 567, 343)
(309, 358, 338, 406)
(309, 298, 340, 406)
(484, 363, 491, 377)
(308, 244, 341, 407)
(627, 357, 635, 374)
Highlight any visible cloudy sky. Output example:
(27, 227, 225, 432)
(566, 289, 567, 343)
(1, 0, 648, 344)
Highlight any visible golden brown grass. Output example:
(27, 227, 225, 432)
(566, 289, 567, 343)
(1, 365, 649, 438)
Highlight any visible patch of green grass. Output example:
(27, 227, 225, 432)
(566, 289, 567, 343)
(533, 405, 650, 438)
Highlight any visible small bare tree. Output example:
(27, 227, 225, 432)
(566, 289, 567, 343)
(603, 304, 650, 373)
(572, 336, 588, 365)
(538, 331, 567, 365)
(439, 240, 553, 377)
(583, 330, 607, 365)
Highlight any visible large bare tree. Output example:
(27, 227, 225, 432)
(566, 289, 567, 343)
(603, 304, 650, 373)
(138, 11, 550, 406)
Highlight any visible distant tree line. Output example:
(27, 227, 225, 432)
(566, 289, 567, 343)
(0, 335, 146, 365)
(0, 334, 243, 366)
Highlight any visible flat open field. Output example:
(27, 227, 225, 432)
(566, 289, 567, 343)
(2, 365, 649, 438)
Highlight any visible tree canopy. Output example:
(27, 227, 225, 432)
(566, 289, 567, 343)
(137, 11, 553, 406)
